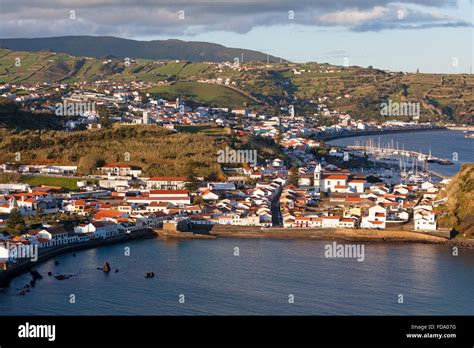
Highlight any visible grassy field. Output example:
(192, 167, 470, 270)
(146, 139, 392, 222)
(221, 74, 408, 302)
(21, 175, 98, 190)
(146, 81, 253, 107)
(177, 62, 210, 77)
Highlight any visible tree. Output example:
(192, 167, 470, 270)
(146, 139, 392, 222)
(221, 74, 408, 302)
(0, 172, 21, 183)
(275, 128, 283, 144)
(7, 208, 26, 233)
(184, 173, 200, 193)
(193, 195, 205, 207)
(236, 114, 243, 128)
(287, 163, 300, 187)
(97, 105, 111, 128)
(205, 171, 219, 182)
(78, 152, 104, 175)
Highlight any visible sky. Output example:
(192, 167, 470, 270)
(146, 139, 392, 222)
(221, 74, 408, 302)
(0, 0, 472, 73)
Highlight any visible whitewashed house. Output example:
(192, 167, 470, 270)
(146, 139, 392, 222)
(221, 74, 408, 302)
(361, 205, 387, 229)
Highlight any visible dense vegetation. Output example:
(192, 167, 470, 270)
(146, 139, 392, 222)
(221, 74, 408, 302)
(0, 124, 226, 178)
(0, 121, 285, 179)
(0, 97, 64, 130)
(437, 163, 474, 237)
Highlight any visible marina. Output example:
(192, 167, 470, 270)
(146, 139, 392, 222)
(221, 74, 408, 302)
(347, 140, 454, 166)
(327, 130, 472, 178)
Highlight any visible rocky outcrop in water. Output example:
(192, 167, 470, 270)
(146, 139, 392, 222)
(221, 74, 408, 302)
(145, 272, 155, 278)
(102, 262, 111, 273)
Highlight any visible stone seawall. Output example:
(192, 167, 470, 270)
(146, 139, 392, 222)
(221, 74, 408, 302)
(0, 229, 157, 287)
(205, 225, 474, 247)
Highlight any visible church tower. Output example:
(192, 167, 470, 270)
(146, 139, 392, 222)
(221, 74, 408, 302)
(313, 163, 322, 192)
(9, 197, 18, 210)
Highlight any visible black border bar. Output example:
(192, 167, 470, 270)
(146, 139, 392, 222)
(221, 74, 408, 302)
(0, 316, 472, 346)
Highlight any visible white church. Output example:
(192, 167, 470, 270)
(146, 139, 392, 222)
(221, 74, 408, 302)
(313, 164, 366, 194)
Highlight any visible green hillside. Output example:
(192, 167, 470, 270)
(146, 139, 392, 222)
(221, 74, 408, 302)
(0, 47, 472, 123)
(146, 81, 254, 107)
(437, 163, 474, 237)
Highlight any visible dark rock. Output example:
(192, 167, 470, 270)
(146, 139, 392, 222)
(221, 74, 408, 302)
(115, 269, 119, 273)
(54, 261, 59, 266)
(30, 270, 43, 280)
(145, 272, 155, 278)
(47, 272, 52, 276)
(102, 262, 111, 273)
(54, 274, 72, 280)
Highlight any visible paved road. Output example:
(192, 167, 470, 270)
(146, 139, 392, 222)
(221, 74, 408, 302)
(271, 189, 283, 227)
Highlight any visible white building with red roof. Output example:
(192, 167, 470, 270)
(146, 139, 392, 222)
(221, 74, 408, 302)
(361, 205, 387, 229)
(146, 176, 186, 190)
(98, 163, 142, 178)
(126, 190, 191, 205)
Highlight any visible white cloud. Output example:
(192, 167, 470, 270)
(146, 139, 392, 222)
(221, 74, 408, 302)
(319, 6, 389, 26)
(0, 0, 470, 38)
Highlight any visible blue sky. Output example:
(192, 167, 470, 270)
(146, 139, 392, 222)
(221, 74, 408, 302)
(1, 0, 472, 73)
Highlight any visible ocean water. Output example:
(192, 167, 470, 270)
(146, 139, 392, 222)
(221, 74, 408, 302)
(1, 238, 473, 315)
(327, 130, 473, 177)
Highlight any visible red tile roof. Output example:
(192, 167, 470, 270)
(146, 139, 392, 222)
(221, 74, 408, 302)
(148, 176, 186, 181)
(325, 175, 348, 180)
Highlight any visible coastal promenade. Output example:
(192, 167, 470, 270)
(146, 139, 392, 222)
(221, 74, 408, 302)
(3, 225, 472, 287)
(0, 228, 157, 287)
(189, 224, 474, 248)
(447, 126, 474, 131)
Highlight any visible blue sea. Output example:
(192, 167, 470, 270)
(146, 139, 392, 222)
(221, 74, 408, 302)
(1, 238, 473, 315)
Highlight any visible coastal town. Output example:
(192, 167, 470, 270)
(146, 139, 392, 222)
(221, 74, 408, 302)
(0, 1, 473, 342)
(1, 72, 463, 272)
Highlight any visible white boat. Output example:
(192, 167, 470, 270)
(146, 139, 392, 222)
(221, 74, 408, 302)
(418, 154, 427, 161)
(409, 175, 424, 183)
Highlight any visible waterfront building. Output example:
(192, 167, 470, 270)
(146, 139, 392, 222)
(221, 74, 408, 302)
(361, 205, 387, 229)
(413, 206, 437, 231)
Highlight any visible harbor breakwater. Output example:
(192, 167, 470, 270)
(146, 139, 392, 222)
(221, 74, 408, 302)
(316, 126, 446, 142)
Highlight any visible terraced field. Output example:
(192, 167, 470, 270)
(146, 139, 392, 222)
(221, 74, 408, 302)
(146, 81, 254, 107)
(0, 48, 472, 123)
